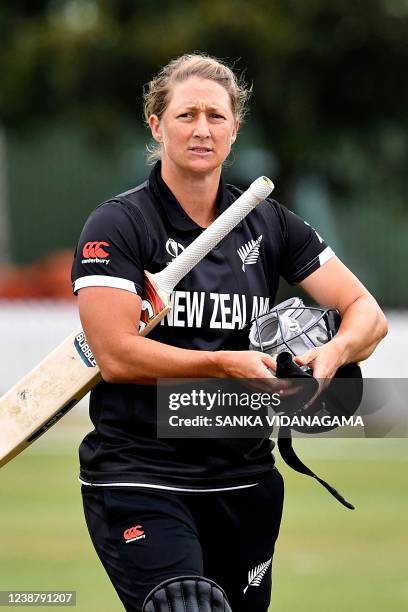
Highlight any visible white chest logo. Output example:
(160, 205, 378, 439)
(166, 238, 185, 259)
(237, 235, 263, 272)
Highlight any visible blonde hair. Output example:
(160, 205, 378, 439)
(143, 53, 251, 163)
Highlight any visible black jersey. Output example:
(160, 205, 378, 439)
(71, 162, 334, 490)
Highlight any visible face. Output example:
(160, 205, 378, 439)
(149, 76, 239, 176)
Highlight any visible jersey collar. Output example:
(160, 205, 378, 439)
(148, 161, 233, 232)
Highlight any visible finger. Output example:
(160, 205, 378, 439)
(246, 376, 295, 396)
(302, 373, 333, 410)
(245, 378, 277, 393)
(293, 351, 316, 366)
(260, 354, 277, 372)
(260, 364, 275, 379)
(312, 372, 332, 389)
(310, 367, 327, 380)
(310, 361, 335, 381)
(249, 361, 275, 381)
(303, 388, 322, 411)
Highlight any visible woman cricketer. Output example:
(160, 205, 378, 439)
(71, 53, 387, 611)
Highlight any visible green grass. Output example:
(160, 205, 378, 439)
(1, 430, 407, 611)
(273, 439, 408, 611)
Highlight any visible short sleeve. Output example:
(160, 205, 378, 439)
(71, 200, 149, 295)
(279, 207, 335, 285)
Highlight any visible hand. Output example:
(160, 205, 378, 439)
(214, 350, 301, 395)
(216, 350, 276, 378)
(294, 339, 346, 392)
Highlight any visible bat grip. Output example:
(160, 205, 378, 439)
(154, 176, 274, 294)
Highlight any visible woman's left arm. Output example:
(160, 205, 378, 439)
(296, 256, 388, 378)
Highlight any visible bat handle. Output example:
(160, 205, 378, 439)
(155, 176, 274, 294)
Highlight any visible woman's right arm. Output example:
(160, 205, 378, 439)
(78, 286, 276, 383)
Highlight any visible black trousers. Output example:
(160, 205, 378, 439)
(81, 468, 284, 612)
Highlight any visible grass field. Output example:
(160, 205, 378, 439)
(0, 416, 407, 611)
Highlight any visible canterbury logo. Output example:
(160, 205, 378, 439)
(82, 241, 110, 259)
(123, 524, 145, 544)
(237, 235, 263, 271)
(243, 558, 272, 594)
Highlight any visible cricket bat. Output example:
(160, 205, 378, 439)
(0, 176, 274, 468)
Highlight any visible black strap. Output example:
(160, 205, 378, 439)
(276, 352, 355, 510)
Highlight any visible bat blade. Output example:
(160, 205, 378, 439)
(0, 329, 100, 467)
(0, 176, 274, 468)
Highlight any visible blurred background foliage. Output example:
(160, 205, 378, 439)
(0, 0, 407, 304)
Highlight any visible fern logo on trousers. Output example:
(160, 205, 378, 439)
(243, 558, 272, 594)
(237, 235, 262, 271)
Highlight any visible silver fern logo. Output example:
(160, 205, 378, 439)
(237, 235, 263, 271)
(243, 558, 272, 594)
